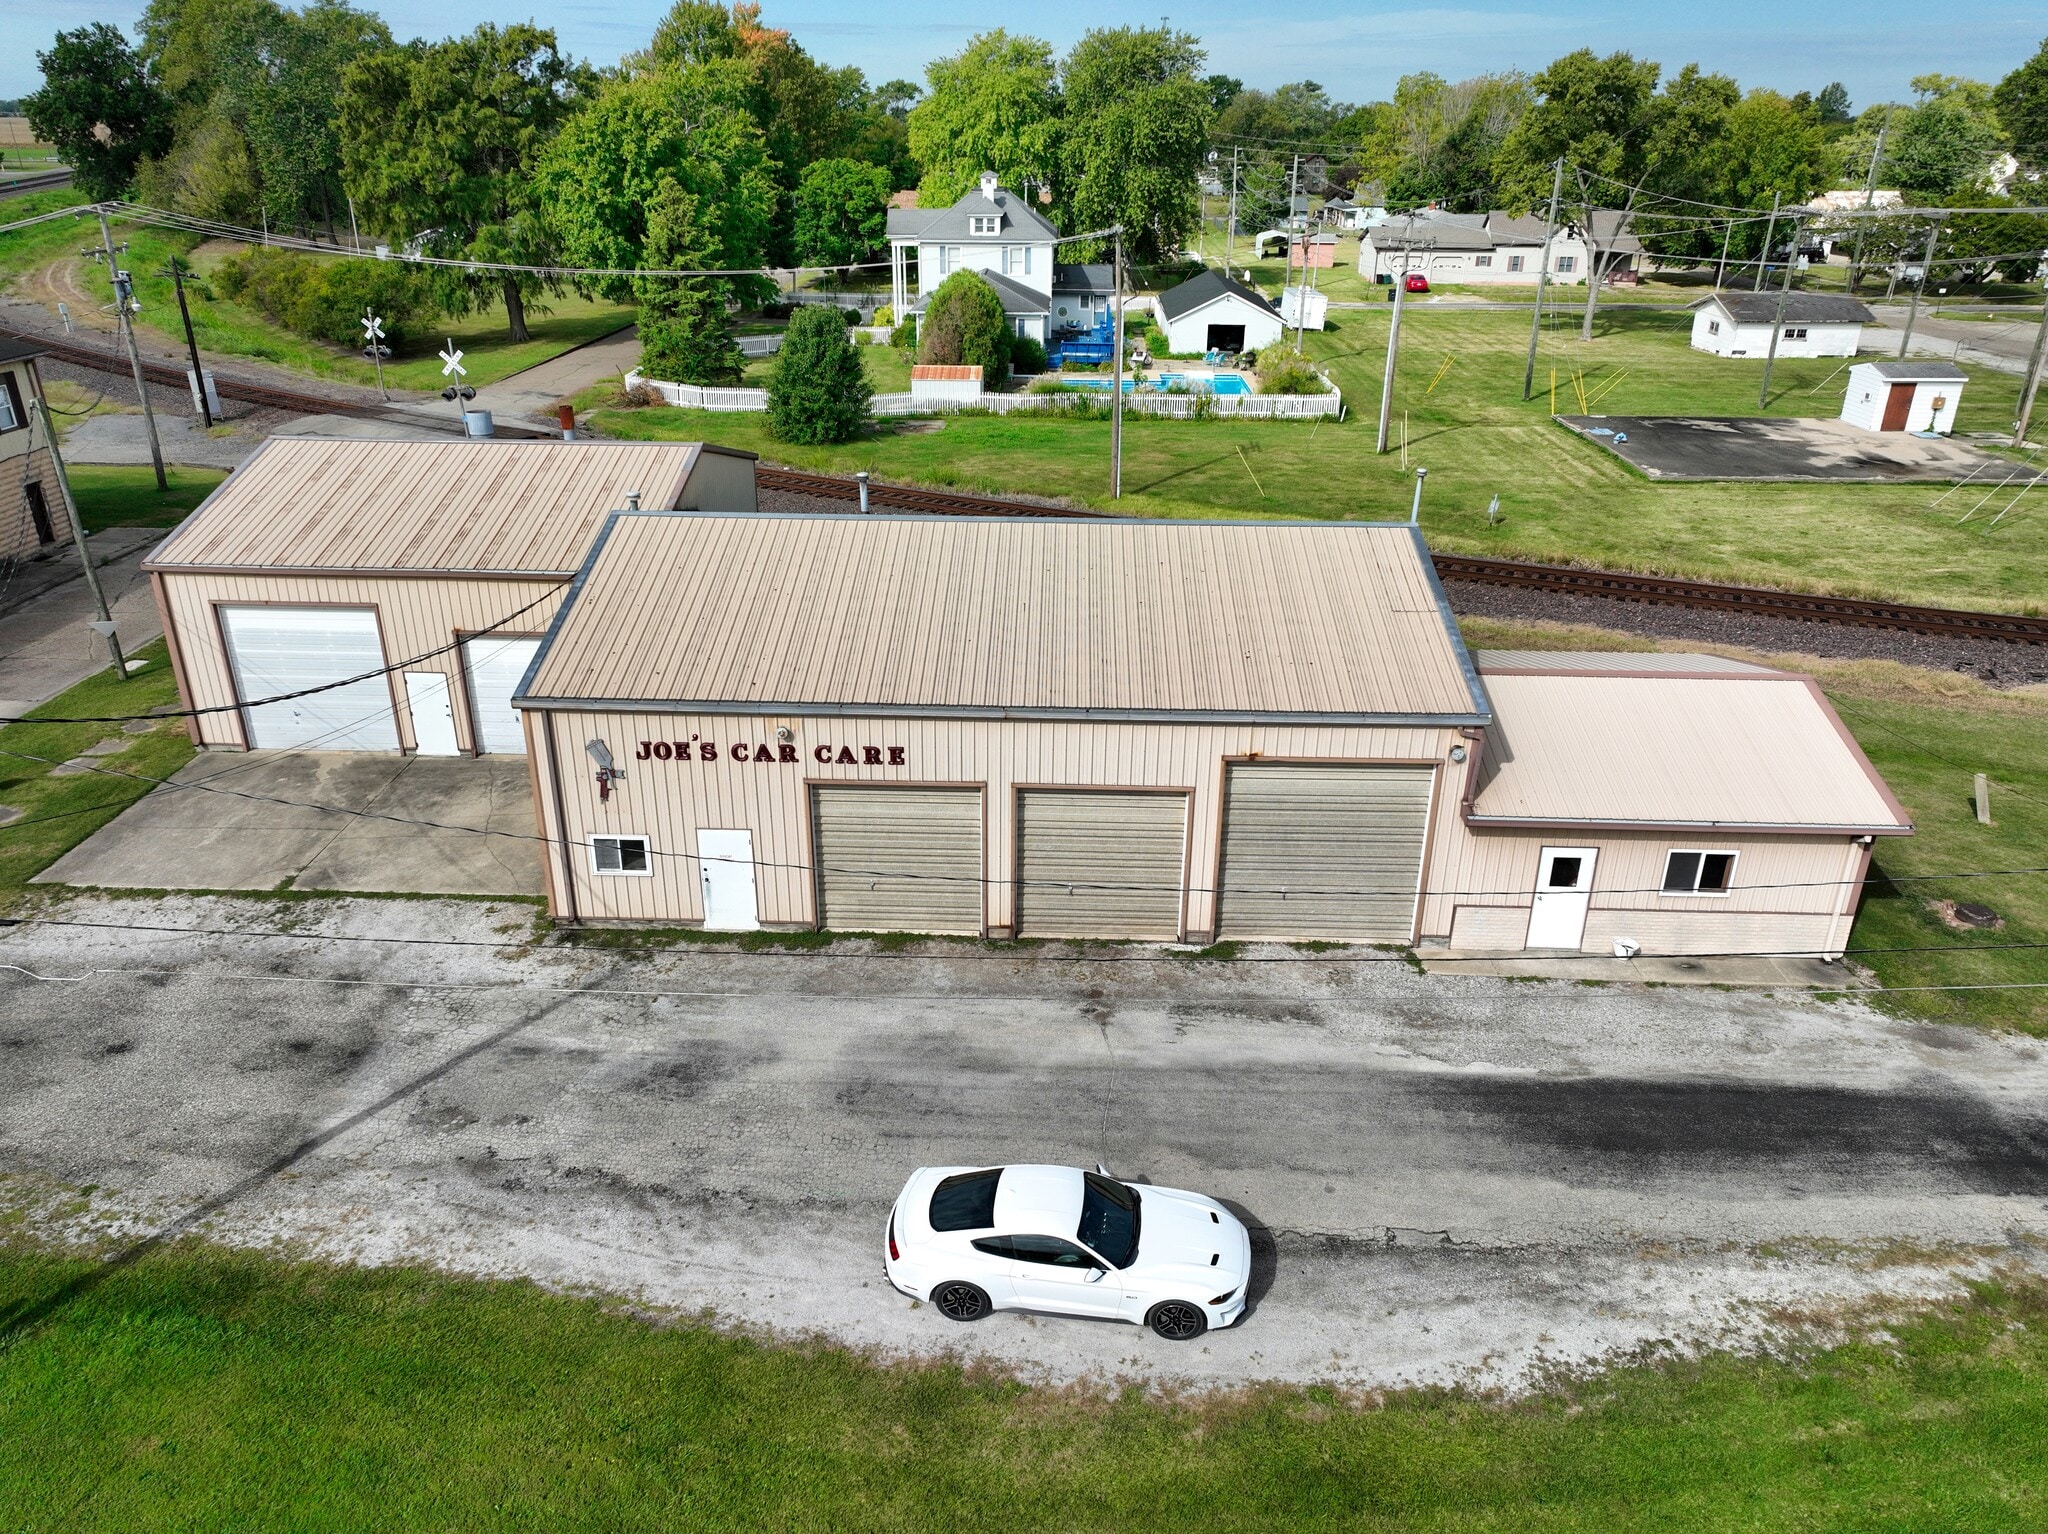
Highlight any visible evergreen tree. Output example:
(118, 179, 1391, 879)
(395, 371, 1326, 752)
(767, 303, 872, 443)
(917, 270, 1009, 389)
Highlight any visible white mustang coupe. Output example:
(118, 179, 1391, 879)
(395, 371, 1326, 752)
(884, 1163, 1252, 1340)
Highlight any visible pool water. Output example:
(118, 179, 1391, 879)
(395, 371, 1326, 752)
(1064, 374, 1251, 395)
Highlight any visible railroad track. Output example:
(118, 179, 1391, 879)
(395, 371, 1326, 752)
(761, 466, 2048, 646)
(0, 169, 72, 200)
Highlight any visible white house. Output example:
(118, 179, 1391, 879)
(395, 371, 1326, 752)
(887, 172, 1113, 346)
(1689, 292, 1873, 359)
(1840, 360, 1967, 434)
(1153, 269, 1286, 355)
(1361, 209, 1640, 285)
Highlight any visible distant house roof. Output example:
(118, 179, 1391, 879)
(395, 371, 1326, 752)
(1053, 263, 1114, 292)
(886, 179, 1060, 243)
(0, 334, 48, 366)
(906, 267, 1049, 316)
(1695, 292, 1876, 325)
(889, 189, 918, 209)
(1855, 359, 1968, 381)
(1156, 268, 1279, 321)
(1469, 669, 1912, 835)
(1367, 214, 1495, 252)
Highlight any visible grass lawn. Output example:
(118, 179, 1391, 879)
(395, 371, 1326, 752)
(1457, 615, 2048, 1032)
(0, 1241, 2044, 1530)
(588, 304, 2044, 612)
(740, 344, 914, 392)
(0, 641, 195, 894)
(64, 464, 226, 533)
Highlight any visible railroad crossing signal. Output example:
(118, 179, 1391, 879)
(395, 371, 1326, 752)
(438, 340, 466, 379)
(362, 310, 389, 398)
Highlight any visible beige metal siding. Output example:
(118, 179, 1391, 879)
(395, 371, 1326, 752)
(521, 514, 1482, 720)
(1016, 789, 1185, 938)
(0, 443, 62, 565)
(155, 570, 568, 752)
(813, 785, 984, 934)
(1217, 763, 1436, 941)
(146, 439, 703, 574)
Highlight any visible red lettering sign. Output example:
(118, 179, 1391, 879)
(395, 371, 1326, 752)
(637, 739, 906, 768)
(732, 743, 750, 762)
(813, 745, 833, 764)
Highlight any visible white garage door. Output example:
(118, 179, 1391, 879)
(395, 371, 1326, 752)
(220, 605, 399, 752)
(462, 636, 542, 755)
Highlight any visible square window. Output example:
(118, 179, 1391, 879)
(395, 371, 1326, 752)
(1474, 254, 1492, 267)
(1507, 254, 1524, 272)
(592, 835, 652, 876)
(1708, 320, 1720, 335)
(969, 215, 999, 236)
(1663, 849, 1735, 894)
(1784, 326, 1807, 340)
(0, 371, 22, 431)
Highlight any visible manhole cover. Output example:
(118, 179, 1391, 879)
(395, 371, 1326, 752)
(1954, 902, 2000, 928)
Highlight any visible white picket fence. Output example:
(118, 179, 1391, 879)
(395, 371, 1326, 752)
(627, 370, 1342, 419)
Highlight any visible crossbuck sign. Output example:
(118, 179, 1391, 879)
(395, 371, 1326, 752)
(438, 340, 466, 379)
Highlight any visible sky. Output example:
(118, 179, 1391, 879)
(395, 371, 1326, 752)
(5, 0, 2045, 113)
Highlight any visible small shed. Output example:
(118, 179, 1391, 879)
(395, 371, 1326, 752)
(1840, 360, 1967, 434)
(1688, 292, 1873, 359)
(1154, 269, 1285, 356)
(1277, 285, 1328, 331)
(1288, 233, 1338, 268)
(910, 364, 984, 405)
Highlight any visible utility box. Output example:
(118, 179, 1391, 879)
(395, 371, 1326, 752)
(1840, 360, 1967, 434)
(186, 368, 222, 419)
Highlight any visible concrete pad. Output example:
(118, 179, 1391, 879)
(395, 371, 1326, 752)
(1416, 949, 1864, 987)
(36, 751, 541, 897)
(59, 410, 267, 469)
(1558, 414, 2046, 483)
(0, 532, 168, 719)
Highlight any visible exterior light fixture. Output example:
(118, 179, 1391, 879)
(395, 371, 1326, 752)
(1448, 744, 1467, 763)
(587, 738, 624, 801)
(776, 725, 795, 743)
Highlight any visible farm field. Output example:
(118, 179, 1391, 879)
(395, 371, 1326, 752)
(590, 305, 2045, 613)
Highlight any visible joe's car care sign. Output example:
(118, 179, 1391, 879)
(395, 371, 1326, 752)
(637, 739, 907, 766)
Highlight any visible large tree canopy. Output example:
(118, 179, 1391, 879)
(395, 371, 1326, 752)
(1995, 38, 2048, 172)
(1059, 27, 1212, 263)
(1493, 49, 1663, 210)
(908, 32, 1061, 210)
(337, 24, 589, 342)
(23, 24, 172, 200)
(791, 157, 891, 269)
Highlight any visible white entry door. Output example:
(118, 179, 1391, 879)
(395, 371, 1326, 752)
(404, 672, 460, 755)
(1526, 846, 1598, 950)
(697, 829, 760, 931)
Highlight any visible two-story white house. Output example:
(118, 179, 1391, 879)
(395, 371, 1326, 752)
(887, 173, 1115, 346)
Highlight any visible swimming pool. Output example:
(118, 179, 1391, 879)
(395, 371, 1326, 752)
(1063, 374, 1251, 395)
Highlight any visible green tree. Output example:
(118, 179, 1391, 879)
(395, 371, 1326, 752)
(1631, 65, 1739, 261)
(23, 24, 172, 199)
(536, 60, 777, 307)
(1814, 81, 1853, 125)
(908, 31, 1062, 210)
(1204, 75, 1242, 112)
(633, 182, 747, 385)
(792, 157, 891, 270)
(338, 24, 590, 343)
(1942, 199, 2048, 282)
(917, 269, 1008, 388)
(1492, 49, 1663, 211)
(1059, 27, 1211, 263)
(1994, 39, 2048, 172)
(767, 302, 871, 442)
(1888, 89, 2003, 196)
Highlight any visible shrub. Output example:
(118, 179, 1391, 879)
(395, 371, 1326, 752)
(873, 304, 894, 326)
(217, 247, 436, 348)
(767, 302, 872, 444)
(1009, 333, 1047, 375)
(1255, 355, 1329, 395)
(891, 318, 917, 349)
(917, 269, 1009, 390)
(843, 307, 863, 325)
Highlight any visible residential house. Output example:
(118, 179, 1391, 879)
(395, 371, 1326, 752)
(1689, 292, 1873, 359)
(0, 336, 66, 566)
(887, 172, 1113, 346)
(1361, 209, 1641, 285)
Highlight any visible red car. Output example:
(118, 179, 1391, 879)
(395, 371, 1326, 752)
(1404, 273, 1430, 293)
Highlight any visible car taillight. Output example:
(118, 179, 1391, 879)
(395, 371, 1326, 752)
(888, 1212, 900, 1262)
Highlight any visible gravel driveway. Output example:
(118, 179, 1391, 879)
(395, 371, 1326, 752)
(4, 894, 2044, 1391)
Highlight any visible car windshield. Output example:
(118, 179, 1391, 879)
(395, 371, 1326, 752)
(929, 1169, 1002, 1231)
(1077, 1173, 1140, 1268)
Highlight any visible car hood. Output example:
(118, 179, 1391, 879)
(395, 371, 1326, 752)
(1129, 1185, 1250, 1293)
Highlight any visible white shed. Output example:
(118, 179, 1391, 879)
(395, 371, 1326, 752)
(910, 364, 984, 405)
(1840, 360, 1967, 434)
(1153, 269, 1285, 356)
(1689, 292, 1873, 359)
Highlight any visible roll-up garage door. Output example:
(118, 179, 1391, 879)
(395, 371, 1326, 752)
(1016, 790, 1186, 939)
(1216, 763, 1436, 941)
(812, 786, 983, 934)
(220, 606, 399, 751)
(462, 636, 542, 754)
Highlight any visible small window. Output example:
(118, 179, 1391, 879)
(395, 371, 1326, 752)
(1707, 320, 1721, 335)
(0, 370, 23, 432)
(1506, 253, 1524, 273)
(1473, 254, 1492, 268)
(940, 245, 960, 273)
(930, 1168, 1002, 1231)
(1663, 850, 1736, 894)
(591, 835, 651, 876)
(970, 1236, 1016, 1259)
(1783, 326, 1807, 340)
(1005, 1234, 1100, 1268)
(969, 215, 999, 236)
(1554, 255, 1576, 274)
(1545, 856, 1584, 890)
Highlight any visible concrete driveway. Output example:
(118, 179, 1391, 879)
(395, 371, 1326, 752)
(1558, 414, 2047, 483)
(35, 751, 544, 897)
(2, 894, 2042, 1392)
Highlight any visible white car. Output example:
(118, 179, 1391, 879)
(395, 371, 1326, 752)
(884, 1163, 1252, 1340)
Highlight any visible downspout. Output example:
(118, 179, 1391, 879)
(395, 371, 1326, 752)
(540, 708, 581, 924)
(1822, 837, 1873, 961)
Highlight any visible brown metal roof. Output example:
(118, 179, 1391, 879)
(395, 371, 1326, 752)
(1469, 672, 1912, 833)
(520, 512, 1489, 722)
(146, 438, 705, 575)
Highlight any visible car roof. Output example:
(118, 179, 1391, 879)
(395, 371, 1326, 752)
(991, 1164, 1084, 1232)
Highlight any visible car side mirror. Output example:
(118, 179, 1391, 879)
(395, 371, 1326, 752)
(1086, 1266, 1107, 1282)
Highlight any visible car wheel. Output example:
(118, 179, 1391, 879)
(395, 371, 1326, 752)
(1147, 1300, 1208, 1341)
(932, 1281, 991, 1322)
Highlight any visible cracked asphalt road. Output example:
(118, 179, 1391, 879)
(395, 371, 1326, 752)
(3, 895, 2046, 1389)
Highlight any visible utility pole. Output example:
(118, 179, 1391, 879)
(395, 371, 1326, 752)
(1846, 109, 1890, 295)
(1758, 212, 1804, 409)
(1377, 242, 1422, 453)
(1227, 148, 1240, 272)
(161, 258, 211, 429)
(94, 207, 167, 491)
(1752, 192, 1779, 293)
(29, 398, 125, 677)
(1898, 216, 1943, 359)
(1111, 228, 1124, 498)
(1715, 217, 1734, 290)
(1521, 157, 1565, 401)
(2013, 257, 2048, 448)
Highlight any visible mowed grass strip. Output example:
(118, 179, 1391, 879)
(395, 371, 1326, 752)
(592, 306, 2045, 613)
(64, 464, 226, 532)
(0, 1243, 2043, 1531)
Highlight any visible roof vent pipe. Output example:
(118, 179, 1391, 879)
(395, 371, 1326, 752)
(625, 490, 641, 510)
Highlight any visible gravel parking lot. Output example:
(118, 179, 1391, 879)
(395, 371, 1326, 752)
(4, 894, 2045, 1391)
